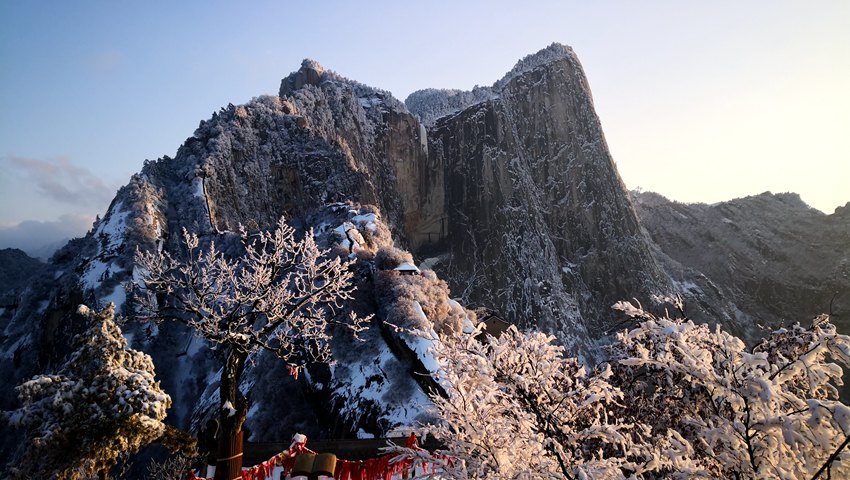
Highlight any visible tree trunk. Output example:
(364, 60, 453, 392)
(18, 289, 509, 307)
(214, 347, 248, 480)
(214, 430, 243, 480)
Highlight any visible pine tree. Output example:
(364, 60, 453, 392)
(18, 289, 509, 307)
(5, 304, 172, 479)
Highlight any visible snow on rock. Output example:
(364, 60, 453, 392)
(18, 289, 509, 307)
(93, 201, 130, 254)
(350, 212, 378, 232)
(333, 222, 362, 251)
(330, 324, 434, 433)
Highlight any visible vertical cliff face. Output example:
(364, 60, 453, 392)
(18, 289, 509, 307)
(134, 45, 666, 352)
(408, 44, 668, 343)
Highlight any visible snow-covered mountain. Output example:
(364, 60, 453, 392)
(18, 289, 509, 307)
(634, 191, 850, 339)
(1, 44, 848, 470)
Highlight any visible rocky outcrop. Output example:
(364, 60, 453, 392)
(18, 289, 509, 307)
(120, 44, 664, 354)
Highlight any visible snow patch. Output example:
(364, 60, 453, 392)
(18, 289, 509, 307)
(94, 201, 130, 253)
(192, 177, 205, 199)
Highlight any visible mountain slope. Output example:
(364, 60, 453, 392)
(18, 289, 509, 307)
(634, 191, 850, 337)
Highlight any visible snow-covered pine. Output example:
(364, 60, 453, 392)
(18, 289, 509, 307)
(4, 303, 172, 480)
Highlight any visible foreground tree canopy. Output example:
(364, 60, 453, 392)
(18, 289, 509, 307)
(135, 217, 368, 480)
(4, 304, 173, 480)
(398, 298, 850, 479)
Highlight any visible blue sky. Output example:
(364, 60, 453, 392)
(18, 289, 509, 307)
(1, 1, 848, 255)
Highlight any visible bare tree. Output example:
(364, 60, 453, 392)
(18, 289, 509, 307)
(135, 217, 368, 480)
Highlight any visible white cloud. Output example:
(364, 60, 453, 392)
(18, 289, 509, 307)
(0, 214, 94, 260)
(0, 155, 116, 209)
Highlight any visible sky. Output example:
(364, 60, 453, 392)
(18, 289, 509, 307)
(1, 0, 848, 256)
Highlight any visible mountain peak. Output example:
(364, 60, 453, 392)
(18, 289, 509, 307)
(279, 58, 327, 96)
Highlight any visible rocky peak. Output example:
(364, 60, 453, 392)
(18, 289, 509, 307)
(834, 201, 850, 218)
(279, 58, 326, 96)
(406, 43, 582, 126)
(492, 42, 576, 90)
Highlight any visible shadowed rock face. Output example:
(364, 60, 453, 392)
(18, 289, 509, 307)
(412, 45, 668, 343)
(635, 191, 850, 338)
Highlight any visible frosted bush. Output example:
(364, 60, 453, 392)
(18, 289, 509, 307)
(4, 304, 173, 479)
(396, 298, 850, 479)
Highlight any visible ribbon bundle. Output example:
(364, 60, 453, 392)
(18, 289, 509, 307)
(187, 433, 446, 480)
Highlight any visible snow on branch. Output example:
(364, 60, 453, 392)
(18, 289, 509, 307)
(134, 216, 369, 366)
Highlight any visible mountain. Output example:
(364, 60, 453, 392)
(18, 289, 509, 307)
(0, 248, 45, 295)
(1, 44, 847, 472)
(634, 191, 850, 337)
(403, 44, 668, 344)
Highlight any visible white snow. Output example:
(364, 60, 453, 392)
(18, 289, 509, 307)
(350, 213, 378, 232)
(333, 222, 361, 251)
(394, 263, 420, 273)
(193, 177, 205, 199)
(94, 201, 130, 253)
(222, 400, 236, 417)
(333, 334, 432, 428)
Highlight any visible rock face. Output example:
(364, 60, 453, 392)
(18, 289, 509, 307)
(115, 44, 665, 354)
(635, 191, 850, 338)
(407, 44, 668, 343)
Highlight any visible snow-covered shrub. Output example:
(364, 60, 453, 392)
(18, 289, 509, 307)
(396, 326, 675, 479)
(373, 246, 414, 271)
(611, 300, 850, 479)
(400, 298, 850, 479)
(4, 304, 173, 479)
(374, 263, 468, 335)
(135, 216, 369, 479)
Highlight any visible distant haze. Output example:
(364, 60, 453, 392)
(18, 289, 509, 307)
(1, 1, 848, 256)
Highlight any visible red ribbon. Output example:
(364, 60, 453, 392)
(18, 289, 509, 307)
(186, 432, 452, 480)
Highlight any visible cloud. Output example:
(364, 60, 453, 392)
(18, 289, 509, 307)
(1, 155, 116, 208)
(0, 214, 95, 260)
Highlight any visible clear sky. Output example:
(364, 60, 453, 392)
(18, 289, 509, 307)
(1, 0, 848, 255)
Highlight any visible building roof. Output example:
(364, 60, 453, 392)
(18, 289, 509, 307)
(393, 263, 420, 273)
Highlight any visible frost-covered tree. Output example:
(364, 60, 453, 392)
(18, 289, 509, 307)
(135, 217, 367, 480)
(400, 298, 850, 479)
(611, 298, 850, 479)
(398, 326, 680, 479)
(4, 304, 172, 480)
